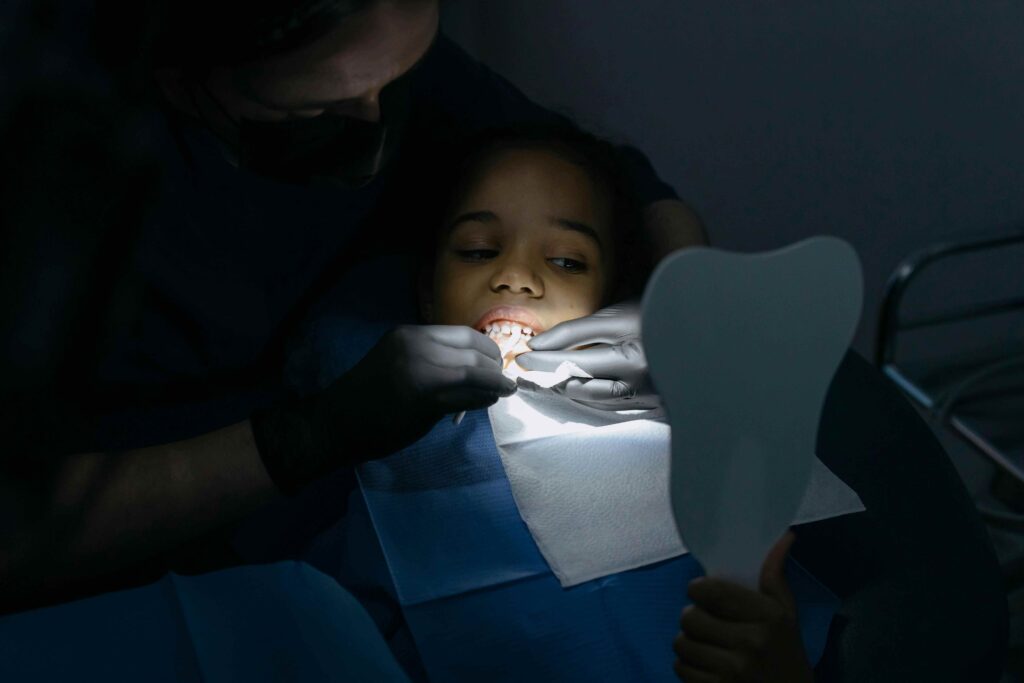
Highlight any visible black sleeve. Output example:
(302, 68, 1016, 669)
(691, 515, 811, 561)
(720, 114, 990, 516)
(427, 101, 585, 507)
(408, 33, 680, 206)
(792, 351, 1007, 682)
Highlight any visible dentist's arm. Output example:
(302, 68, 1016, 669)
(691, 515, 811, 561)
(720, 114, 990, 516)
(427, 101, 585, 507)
(0, 325, 512, 613)
(0, 420, 277, 613)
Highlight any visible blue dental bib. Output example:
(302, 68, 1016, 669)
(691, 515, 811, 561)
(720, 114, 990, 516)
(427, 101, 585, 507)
(311, 410, 840, 682)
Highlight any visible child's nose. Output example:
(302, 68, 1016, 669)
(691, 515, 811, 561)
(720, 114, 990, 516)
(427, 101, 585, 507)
(490, 263, 543, 297)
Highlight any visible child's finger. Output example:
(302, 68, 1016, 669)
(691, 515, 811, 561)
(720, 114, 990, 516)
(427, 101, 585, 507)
(687, 577, 776, 622)
(679, 604, 759, 650)
(759, 530, 797, 610)
(673, 632, 743, 674)
(671, 660, 717, 683)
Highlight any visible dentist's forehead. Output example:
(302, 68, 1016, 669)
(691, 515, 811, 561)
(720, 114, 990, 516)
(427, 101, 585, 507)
(237, 0, 438, 110)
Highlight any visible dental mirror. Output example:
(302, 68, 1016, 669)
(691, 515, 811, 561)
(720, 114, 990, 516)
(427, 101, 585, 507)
(641, 237, 862, 587)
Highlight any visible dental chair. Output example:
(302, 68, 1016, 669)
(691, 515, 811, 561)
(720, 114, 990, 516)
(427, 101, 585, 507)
(872, 228, 1024, 679)
(791, 349, 1008, 681)
(876, 228, 1024, 489)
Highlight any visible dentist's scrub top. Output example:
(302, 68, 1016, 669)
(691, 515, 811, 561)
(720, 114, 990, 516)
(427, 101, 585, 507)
(0, 561, 411, 683)
(0, 31, 681, 680)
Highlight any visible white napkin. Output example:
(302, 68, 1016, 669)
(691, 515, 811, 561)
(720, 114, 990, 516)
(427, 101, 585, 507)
(488, 367, 865, 588)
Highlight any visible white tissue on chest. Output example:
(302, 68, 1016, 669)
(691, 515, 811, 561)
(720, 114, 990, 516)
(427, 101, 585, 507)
(488, 371, 864, 588)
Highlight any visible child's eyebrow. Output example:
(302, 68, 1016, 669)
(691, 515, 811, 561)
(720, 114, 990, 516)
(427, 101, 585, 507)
(445, 211, 603, 250)
(446, 210, 497, 233)
(551, 218, 603, 250)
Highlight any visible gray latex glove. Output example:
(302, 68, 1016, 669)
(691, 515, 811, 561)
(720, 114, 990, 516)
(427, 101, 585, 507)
(253, 325, 516, 493)
(516, 301, 661, 410)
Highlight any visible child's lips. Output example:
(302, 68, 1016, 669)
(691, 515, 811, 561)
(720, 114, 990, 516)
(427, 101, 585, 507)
(473, 306, 544, 335)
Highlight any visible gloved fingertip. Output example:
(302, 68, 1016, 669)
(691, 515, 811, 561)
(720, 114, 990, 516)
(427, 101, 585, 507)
(514, 354, 534, 369)
(524, 333, 553, 351)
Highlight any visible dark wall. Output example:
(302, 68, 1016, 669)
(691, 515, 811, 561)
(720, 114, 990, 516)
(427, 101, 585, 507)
(442, 1, 1024, 357)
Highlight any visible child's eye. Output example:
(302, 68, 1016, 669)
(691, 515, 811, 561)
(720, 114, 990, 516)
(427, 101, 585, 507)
(457, 249, 499, 262)
(549, 257, 588, 274)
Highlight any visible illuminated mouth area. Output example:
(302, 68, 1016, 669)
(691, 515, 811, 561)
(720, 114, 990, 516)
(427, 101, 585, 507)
(481, 320, 536, 370)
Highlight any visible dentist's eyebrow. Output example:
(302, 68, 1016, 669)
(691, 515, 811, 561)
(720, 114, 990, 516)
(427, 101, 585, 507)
(551, 218, 603, 250)
(249, 42, 434, 111)
(446, 210, 498, 233)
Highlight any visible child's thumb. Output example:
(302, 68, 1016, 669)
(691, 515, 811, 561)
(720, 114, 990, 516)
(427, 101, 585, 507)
(759, 530, 796, 609)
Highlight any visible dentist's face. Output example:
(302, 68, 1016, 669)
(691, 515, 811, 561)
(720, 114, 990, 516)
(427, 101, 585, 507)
(173, 1, 438, 129)
(431, 147, 614, 362)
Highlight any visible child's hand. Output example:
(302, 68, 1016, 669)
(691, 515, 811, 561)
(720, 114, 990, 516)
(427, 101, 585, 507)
(672, 532, 813, 683)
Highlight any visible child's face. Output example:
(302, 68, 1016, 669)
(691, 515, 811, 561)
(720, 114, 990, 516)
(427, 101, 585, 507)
(430, 147, 614, 365)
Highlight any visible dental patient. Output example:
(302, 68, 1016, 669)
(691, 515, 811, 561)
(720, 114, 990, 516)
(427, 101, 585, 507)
(234, 125, 835, 682)
(427, 127, 817, 682)
(424, 127, 644, 374)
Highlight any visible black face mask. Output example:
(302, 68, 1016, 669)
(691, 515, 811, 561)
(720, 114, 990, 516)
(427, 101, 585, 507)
(203, 67, 414, 187)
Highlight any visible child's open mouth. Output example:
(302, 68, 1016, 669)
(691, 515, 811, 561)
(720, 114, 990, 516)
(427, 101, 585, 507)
(482, 321, 536, 370)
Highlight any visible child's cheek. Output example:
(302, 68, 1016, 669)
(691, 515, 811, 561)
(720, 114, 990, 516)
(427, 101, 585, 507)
(435, 269, 479, 325)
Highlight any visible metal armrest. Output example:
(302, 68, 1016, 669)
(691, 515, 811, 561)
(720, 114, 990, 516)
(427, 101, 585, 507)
(875, 228, 1024, 367)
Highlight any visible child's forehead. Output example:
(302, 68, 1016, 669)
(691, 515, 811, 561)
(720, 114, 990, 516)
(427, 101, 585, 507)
(471, 145, 588, 180)
(437, 143, 620, 263)
(446, 209, 606, 252)
(459, 147, 611, 214)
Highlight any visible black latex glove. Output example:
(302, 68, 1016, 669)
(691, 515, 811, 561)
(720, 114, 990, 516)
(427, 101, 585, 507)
(253, 325, 516, 494)
(515, 301, 661, 410)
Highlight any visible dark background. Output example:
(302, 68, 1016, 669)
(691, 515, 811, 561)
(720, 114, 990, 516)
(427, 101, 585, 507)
(443, 0, 1024, 359)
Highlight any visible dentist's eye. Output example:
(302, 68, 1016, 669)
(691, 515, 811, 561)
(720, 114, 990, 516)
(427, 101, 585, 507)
(457, 249, 499, 262)
(550, 257, 587, 273)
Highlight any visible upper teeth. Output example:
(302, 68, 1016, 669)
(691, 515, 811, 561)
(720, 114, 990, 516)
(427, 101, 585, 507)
(484, 321, 535, 337)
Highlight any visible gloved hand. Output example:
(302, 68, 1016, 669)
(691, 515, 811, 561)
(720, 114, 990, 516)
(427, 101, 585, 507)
(252, 325, 516, 494)
(515, 300, 661, 410)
